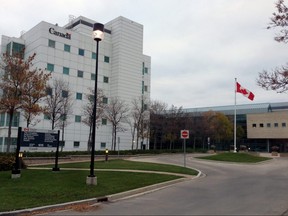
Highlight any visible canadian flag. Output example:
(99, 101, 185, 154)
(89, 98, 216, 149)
(236, 82, 255, 101)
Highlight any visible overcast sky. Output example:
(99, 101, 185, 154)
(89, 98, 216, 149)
(0, 0, 287, 108)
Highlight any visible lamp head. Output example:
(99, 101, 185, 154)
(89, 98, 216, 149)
(92, 23, 104, 41)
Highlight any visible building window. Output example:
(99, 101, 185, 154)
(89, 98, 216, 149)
(282, 123, 286, 127)
(48, 39, 55, 48)
(78, 48, 84, 56)
(91, 73, 95, 80)
(77, 70, 84, 78)
(144, 85, 148, 92)
(6, 113, 19, 127)
(259, 123, 264, 128)
(142, 81, 144, 94)
(44, 114, 50, 120)
(76, 93, 82, 100)
(103, 76, 109, 83)
(88, 94, 94, 102)
(103, 97, 108, 104)
(267, 123, 271, 128)
(104, 56, 110, 63)
(102, 118, 107, 125)
(74, 141, 80, 148)
(8, 42, 25, 58)
(100, 142, 106, 149)
(46, 87, 53, 96)
(62, 90, 68, 98)
(92, 52, 96, 59)
(252, 124, 256, 128)
(75, 115, 81, 122)
(0, 113, 5, 126)
(64, 44, 70, 52)
(142, 62, 145, 75)
(63, 67, 69, 75)
(47, 63, 54, 72)
(274, 123, 279, 128)
(145, 67, 148, 74)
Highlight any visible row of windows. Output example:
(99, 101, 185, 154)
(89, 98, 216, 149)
(48, 39, 110, 62)
(0, 112, 108, 128)
(0, 138, 106, 149)
(252, 122, 287, 128)
(47, 89, 108, 103)
(44, 114, 108, 125)
(73, 141, 106, 148)
(46, 63, 109, 82)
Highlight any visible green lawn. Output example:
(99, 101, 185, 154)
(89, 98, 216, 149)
(0, 159, 198, 212)
(37, 159, 198, 175)
(196, 152, 271, 163)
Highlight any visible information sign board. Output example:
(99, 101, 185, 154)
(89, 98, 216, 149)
(21, 128, 59, 148)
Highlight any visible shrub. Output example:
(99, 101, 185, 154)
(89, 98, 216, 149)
(271, 146, 279, 152)
(0, 155, 27, 171)
(240, 145, 247, 151)
(0, 155, 15, 171)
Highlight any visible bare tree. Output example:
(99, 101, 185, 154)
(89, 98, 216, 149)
(257, 68, 288, 93)
(267, 0, 288, 43)
(257, 0, 288, 92)
(149, 100, 168, 150)
(44, 78, 73, 150)
(0, 51, 50, 152)
(163, 105, 185, 150)
(104, 97, 129, 151)
(82, 88, 105, 151)
(129, 96, 150, 150)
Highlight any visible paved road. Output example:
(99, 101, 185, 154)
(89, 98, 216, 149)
(39, 154, 288, 215)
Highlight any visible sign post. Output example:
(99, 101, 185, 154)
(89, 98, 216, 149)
(181, 130, 189, 167)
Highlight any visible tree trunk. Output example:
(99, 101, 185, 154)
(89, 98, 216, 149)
(61, 124, 64, 152)
(6, 111, 14, 152)
(113, 125, 117, 151)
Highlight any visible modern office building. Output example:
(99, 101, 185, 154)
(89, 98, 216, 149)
(150, 101, 288, 152)
(183, 102, 288, 152)
(0, 16, 151, 152)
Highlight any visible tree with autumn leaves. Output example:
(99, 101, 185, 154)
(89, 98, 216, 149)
(0, 51, 50, 152)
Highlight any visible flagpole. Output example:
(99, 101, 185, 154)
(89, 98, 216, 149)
(234, 78, 237, 153)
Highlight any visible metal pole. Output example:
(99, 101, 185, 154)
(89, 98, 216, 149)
(89, 39, 100, 177)
(234, 78, 237, 153)
(184, 139, 186, 168)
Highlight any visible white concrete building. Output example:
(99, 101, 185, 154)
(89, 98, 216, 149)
(0, 16, 151, 152)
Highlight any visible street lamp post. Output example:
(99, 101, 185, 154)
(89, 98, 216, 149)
(86, 23, 104, 185)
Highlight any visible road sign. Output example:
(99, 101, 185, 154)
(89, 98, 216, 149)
(181, 130, 189, 139)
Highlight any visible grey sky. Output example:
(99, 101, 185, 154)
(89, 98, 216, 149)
(0, 0, 287, 108)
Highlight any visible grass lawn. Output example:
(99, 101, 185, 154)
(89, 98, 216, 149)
(196, 152, 271, 163)
(36, 159, 198, 175)
(0, 159, 198, 212)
